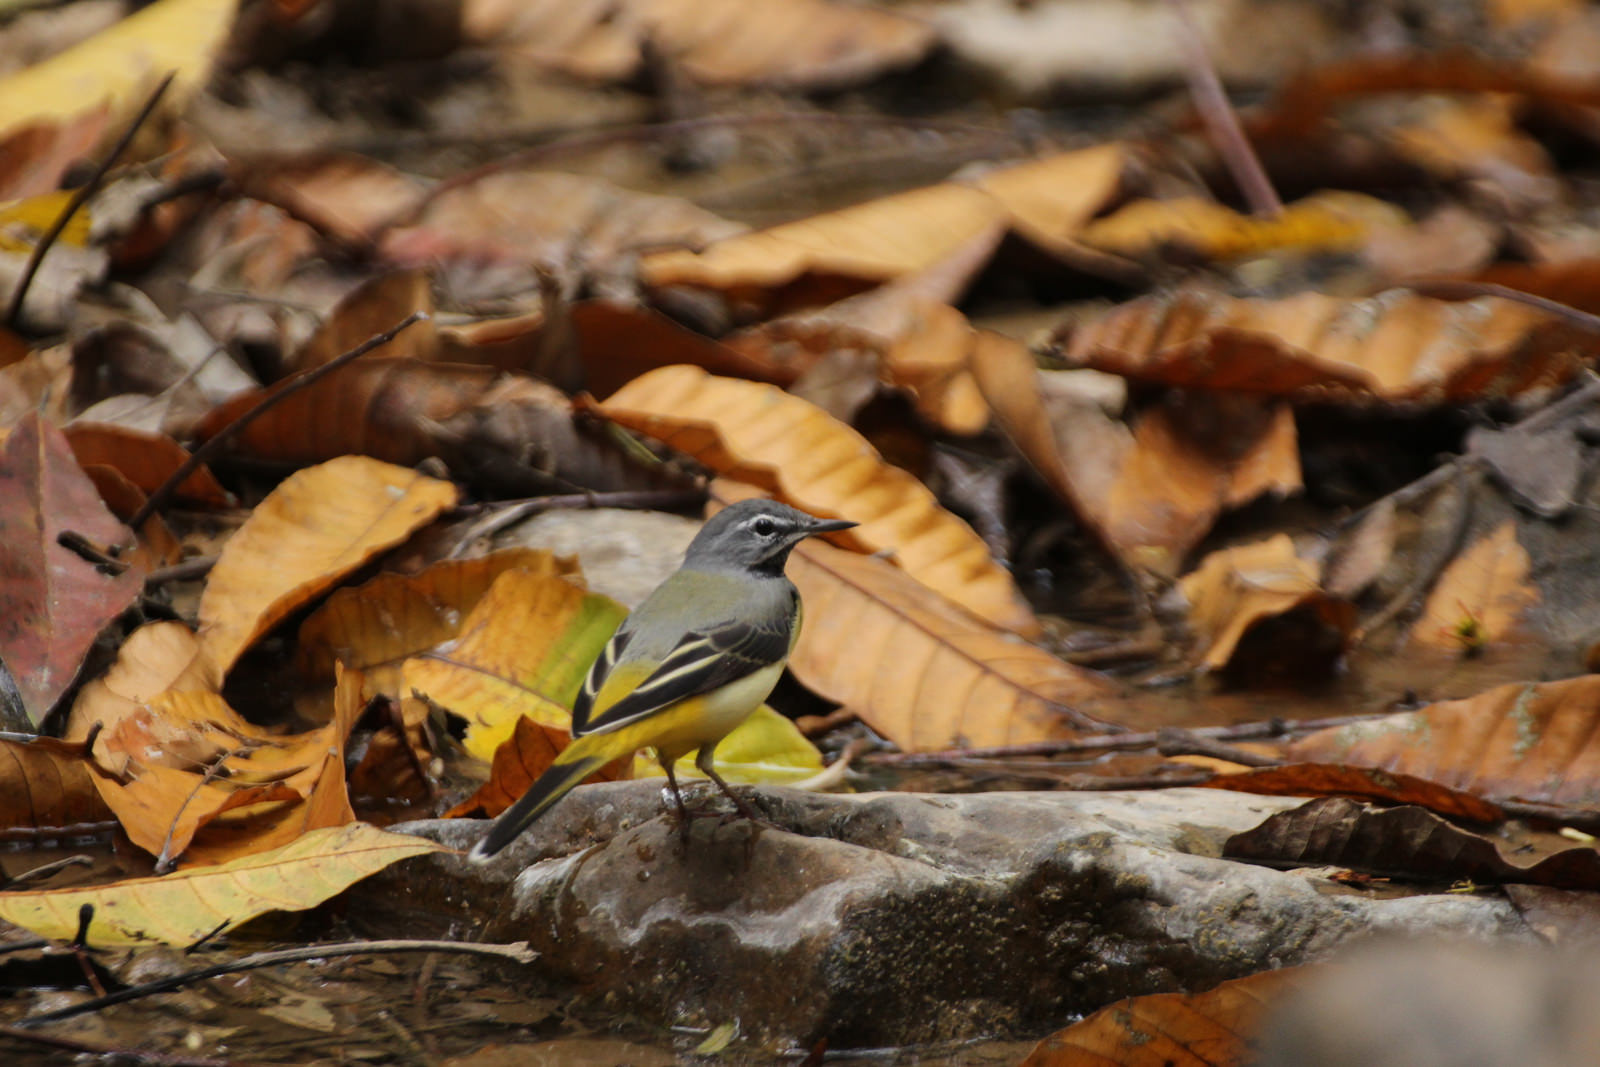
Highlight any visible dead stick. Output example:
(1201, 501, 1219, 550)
(1156, 727, 1282, 767)
(1410, 280, 1600, 335)
(862, 709, 1397, 766)
(19, 938, 536, 1027)
(144, 556, 217, 587)
(1166, 0, 1282, 216)
(447, 487, 707, 553)
(5, 73, 175, 329)
(128, 312, 427, 530)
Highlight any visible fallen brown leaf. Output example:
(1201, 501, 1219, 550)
(1022, 967, 1301, 1067)
(1047, 288, 1590, 403)
(1290, 674, 1600, 807)
(63, 421, 230, 506)
(1226, 796, 1600, 889)
(0, 413, 146, 725)
(197, 457, 458, 674)
(1180, 535, 1354, 671)
(1206, 763, 1503, 824)
(0, 736, 112, 832)
(1408, 519, 1538, 652)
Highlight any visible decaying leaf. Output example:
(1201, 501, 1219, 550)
(0, 413, 146, 725)
(974, 337, 1301, 573)
(1409, 520, 1539, 651)
(0, 822, 447, 946)
(1226, 796, 1600, 890)
(66, 621, 222, 772)
(1022, 967, 1302, 1067)
(600, 366, 1037, 633)
(198, 457, 459, 674)
(1180, 535, 1355, 671)
(1047, 288, 1590, 403)
(1290, 674, 1600, 807)
(290, 268, 438, 372)
(1206, 763, 1503, 824)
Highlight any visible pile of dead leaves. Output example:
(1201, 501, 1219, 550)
(6, 0, 1600, 1060)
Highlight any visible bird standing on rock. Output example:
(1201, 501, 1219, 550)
(470, 498, 856, 860)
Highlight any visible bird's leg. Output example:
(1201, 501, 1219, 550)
(695, 748, 780, 831)
(658, 752, 692, 844)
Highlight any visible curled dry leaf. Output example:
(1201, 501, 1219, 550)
(66, 621, 222, 772)
(0, 413, 146, 725)
(1408, 519, 1538, 652)
(600, 366, 1037, 634)
(1225, 796, 1600, 890)
(727, 226, 1005, 435)
(198, 457, 458, 674)
(402, 567, 625, 762)
(63, 422, 230, 505)
(0, 736, 112, 832)
(0, 822, 446, 946)
(1179, 535, 1355, 671)
(465, 0, 933, 89)
(1290, 674, 1600, 807)
(715, 483, 1116, 749)
(296, 547, 581, 700)
(1047, 288, 1592, 403)
(1022, 967, 1301, 1067)
(80, 463, 182, 570)
(973, 336, 1301, 574)
(89, 668, 365, 866)
(640, 144, 1127, 299)
(1205, 763, 1503, 824)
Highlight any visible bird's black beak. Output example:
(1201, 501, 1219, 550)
(805, 518, 857, 535)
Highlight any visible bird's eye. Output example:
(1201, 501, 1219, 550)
(752, 517, 777, 537)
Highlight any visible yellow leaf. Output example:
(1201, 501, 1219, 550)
(403, 568, 625, 762)
(1080, 190, 1410, 261)
(0, 0, 237, 138)
(0, 191, 90, 254)
(198, 456, 458, 674)
(296, 548, 580, 700)
(0, 823, 445, 946)
(599, 365, 1037, 634)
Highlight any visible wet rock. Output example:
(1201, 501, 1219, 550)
(354, 784, 1531, 1049)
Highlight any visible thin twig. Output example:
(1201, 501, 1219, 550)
(1166, 0, 1281, 216)
(19, 938, 536, 1027)
(144, 556, 217, 587)
(55, 530, 129, 574)
(1410, 280, 1600, 334)
(0, 1025, 241, 1067)
(154, 742, 261, 874)
(1155, 727, 1282, 767)
(446, 487, 706, 556)
(862, 709, 1398, 767)
(5, 73, 176, 329)
(128, 312, 427, 530)
(1, 855, 92, 888)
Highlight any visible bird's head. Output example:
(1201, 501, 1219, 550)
(685, 499, 857, 575)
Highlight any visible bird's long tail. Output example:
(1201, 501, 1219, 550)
(469, 733, 613, 861)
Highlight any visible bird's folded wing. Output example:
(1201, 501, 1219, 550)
(576, 617, 789, 736)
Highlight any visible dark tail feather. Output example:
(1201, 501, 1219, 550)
(469, 753, 608, 861)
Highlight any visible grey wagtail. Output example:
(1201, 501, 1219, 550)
(470, 498, 856, 860)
